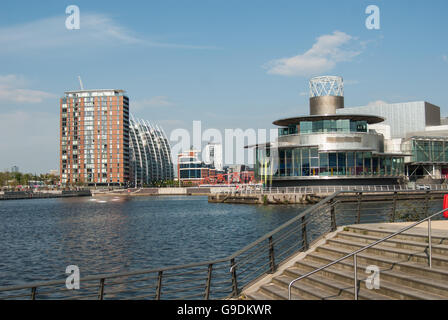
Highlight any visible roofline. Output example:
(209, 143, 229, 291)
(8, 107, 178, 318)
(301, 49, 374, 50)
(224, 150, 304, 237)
(64, 89, 126, 94)
(273, 114, 385, 126)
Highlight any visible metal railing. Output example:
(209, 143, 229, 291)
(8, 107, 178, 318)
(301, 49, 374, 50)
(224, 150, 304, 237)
(217, 184, 448, 195)
(288, 206, 448, 300)
(0, 189, 444, 300)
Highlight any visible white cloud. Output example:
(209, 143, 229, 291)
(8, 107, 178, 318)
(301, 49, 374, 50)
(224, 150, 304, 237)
(0, 13, 216, 53)
(132, 96, 175, 110)
(443, 55, 448, 62)
(367, 100, 388, 107)
(264, 31, 362, 77)
(0, 74, 56, 104)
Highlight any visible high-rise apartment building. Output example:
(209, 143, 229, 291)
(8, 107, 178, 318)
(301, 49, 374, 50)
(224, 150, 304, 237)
(60, 89, 130, 186)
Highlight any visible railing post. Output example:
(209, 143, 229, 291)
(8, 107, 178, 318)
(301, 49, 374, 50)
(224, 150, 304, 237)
(301, 216, 308, 251)
(428, 218, 432, 268)
(354, 254, 358, 300)
(204, 264, 213, 300)
(356, 192, 362, 224)
(425, 191, 429, 217)
(230, 259, 238, 297)
(391, 191, 397, 222)
(330, 200, 337, 232)
(155, 271, 163, 300)
(98, 278, 105, 300)
(31, 287, 37, 300)
(268, 236, 276, 273)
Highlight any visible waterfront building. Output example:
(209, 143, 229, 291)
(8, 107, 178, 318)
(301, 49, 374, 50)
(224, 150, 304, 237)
(10, 166, 19, 173)
(177, 150, 204, 183)
(177, 149, 224, 184)
(251, 76, 407, 187)
(338, 101, 448, 182)
(129, 116, 174, 186)
(60, 89, 130, 186)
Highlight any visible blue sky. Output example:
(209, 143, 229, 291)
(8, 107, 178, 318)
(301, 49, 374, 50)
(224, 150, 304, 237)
(0, 0, 447, 173)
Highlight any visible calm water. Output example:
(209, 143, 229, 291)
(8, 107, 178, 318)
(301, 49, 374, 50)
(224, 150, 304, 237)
(0, 196, 307, 287)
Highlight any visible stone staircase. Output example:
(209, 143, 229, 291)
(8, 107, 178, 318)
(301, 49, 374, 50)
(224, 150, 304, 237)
(243, 223, 448, 300)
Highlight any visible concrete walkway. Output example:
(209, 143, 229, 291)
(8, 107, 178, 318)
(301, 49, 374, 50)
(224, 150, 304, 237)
(392, 220, 448, 231)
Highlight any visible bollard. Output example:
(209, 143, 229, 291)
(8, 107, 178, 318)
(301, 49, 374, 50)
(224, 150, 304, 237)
(443, 195, 448, 218)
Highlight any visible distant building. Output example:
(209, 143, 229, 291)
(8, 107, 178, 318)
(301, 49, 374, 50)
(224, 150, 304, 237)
(177, 149, 223, 184)
(11, 166, 19, 173)
(48, 169, 59, 176)
(177, 150, 203, 183)
(204, 143, 223, 171)
(226, 164, 255, 184)
(60, 89, 130, 186)
(129, 116, 174, 186)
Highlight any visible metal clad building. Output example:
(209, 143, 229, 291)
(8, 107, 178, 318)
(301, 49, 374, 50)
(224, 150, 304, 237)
(337, 101, 441, 139)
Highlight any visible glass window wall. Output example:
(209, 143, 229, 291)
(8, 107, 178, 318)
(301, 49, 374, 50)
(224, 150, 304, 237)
(256, 147, 405, 178)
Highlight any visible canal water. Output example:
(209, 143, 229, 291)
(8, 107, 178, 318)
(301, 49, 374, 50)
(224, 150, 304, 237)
(0, 196, 309, 287)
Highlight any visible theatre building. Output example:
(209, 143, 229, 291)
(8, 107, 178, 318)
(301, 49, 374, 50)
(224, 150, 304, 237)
(251, 76, 407, 187)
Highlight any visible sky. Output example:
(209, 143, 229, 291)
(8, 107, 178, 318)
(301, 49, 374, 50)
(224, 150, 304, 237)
(0, 0, 447, 173)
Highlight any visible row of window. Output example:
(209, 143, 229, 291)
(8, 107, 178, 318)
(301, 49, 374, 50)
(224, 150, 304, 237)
(180, 169, 202, 179)
(403, 140, 448, 163)
(278, 120, 368, 136)
(256, 148, 405, 177)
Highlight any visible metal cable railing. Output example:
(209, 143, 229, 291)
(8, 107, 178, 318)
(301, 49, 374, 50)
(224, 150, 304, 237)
(0, 189, 444, 300)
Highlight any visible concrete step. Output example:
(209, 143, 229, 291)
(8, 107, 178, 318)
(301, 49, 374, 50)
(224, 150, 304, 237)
(260, 278, 351, 300)
(245, 291, 275, 300)
(258, 282, 315, 300)
(345, 225, 448, 245)
(276, 268, 392, 300)
(306, 248, 448, 283)
(322, 238, 448, 267)
(293, 259, 446, 300)
(302, 251, 448, 298)
(336, 231, 448, 255)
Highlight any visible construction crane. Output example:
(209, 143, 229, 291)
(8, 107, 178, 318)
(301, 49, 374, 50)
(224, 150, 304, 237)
(78, 76, 84, 90)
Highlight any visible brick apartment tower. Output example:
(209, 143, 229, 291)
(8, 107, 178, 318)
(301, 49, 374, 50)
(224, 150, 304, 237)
(60, 89, 130, 186)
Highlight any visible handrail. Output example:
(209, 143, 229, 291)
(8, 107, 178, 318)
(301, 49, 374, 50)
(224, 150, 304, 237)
(0, 188, 443, 300)
(228, 191, 345, 259)
(288, 206, 448, 300)
(0, 191, 346, 295)
(216, 184, 447, 195)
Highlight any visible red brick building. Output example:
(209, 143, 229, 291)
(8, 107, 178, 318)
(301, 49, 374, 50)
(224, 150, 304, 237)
(60, 89, 130, 186)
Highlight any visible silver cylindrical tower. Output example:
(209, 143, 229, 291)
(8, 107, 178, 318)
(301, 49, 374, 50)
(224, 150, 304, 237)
(309, 76, 344, 115)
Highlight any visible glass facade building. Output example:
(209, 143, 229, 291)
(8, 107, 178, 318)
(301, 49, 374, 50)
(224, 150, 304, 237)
(251, 76, 407, 187)
(129, 116, 174, 186)
(257, 148, 404, 178)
